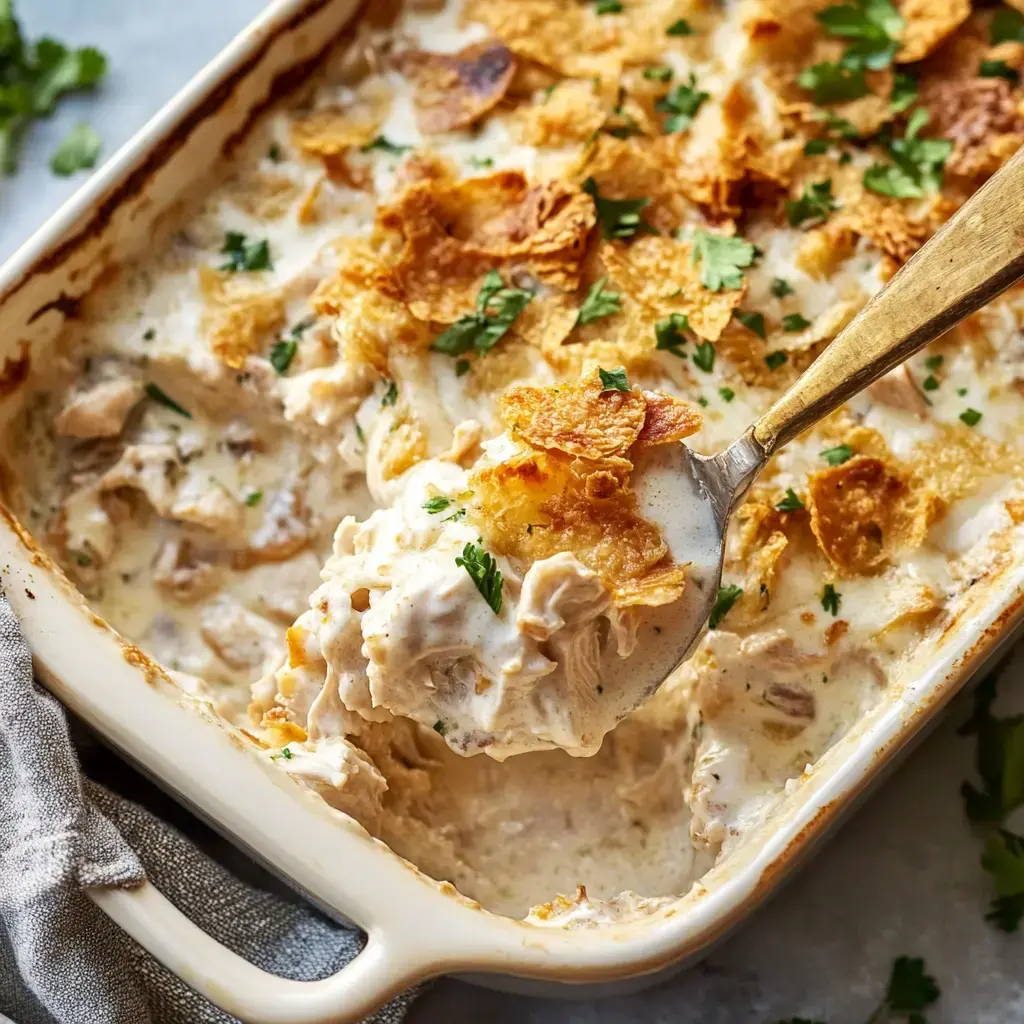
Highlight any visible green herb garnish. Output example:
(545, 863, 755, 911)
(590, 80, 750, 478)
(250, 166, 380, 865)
(863, 108, 953, 199)
(803, 137, 830, 157)
(220, 231, 272, 272)
(269, 338, 297, 375)
(583, 177, 652, 239)
(655, 313, 689, 355)
(924, 354, 943, 371)
(145, 383, 191, 419)
(993, 8, 1024, 45)
(643, 65, 673, 82)
(980, 59, 1020, 84)
(381, 380, 398, 407)
(821, 582, 841, 615)
(709, 584, 743, 629)
(960, 407, 983, 427)
(922, 374, 939, 391)
(433, 271, 533, 357)
(468, 155, 494, 170)
(361, 136, 411, 155)
(50, 122, 100, 176)
(244, 490, 263, 508)
(820, 443, 854, 465)
(595, 0, 622, 13)
(816, 0, 903, 72)
(655, 72, 709, 133)
(576, 276, 621, 327)
(786, 179, 837, 227)
(765, 351, 789, 371)
(691, 230, 756, 291)
(692, 341, 715, 373)
(776, 488, 805, 512)
(598, 367, 630, 392)
(456, 540, 503, 614)
(798, 63, 869, 105)
(666, 18, 693, 36)
(771, 277, 795, 298)
(455, 358, 471, 377)
(735, 311, 766, 339)
(718, 386, 735, 403)
(782, 313, 811, 332)
(891, 71, 918, 112)
(423, 496, 454, 514)
(433, 720, 446, 735)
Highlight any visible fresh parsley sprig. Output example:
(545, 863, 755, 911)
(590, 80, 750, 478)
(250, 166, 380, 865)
(691, 230, 756, 291)
(786, 179, 838, 228)
(709, 583, 743, 629)
(456, 540, 503, 614)
(598, 366, 629, 392)
(863, 108, 953, 199)
(655, 313, 689, 356)
(433, 271, 533, 357)
(220, 231, 272, 272)
(655, 72, 709, 133)
(583, 177, 653, 239)
(816, 0, 904, 71)
(576, 277, 621, 326)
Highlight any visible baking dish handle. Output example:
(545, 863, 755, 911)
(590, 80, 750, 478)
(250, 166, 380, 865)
(89, 881, 424, 1024)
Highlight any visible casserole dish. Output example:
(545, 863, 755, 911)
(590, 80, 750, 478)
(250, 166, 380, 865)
(2, 0, 1024, 1020)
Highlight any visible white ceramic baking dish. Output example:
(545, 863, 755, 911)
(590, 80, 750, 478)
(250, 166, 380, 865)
(2, 1, 1024, 1020)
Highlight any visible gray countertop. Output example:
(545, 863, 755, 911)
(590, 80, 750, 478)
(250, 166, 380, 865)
(10, 2, 1024, 1021)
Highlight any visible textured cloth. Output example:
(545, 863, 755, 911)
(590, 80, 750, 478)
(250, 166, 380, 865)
(0, 590, 417, 1024)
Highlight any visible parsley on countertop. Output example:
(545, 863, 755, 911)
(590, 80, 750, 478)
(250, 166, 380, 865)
(50, 122, 100, 176)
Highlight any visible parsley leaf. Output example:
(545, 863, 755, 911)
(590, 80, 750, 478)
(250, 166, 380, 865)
(718, 386, 735, 403)
(468, 154, 494, 170)
(244, 490, 263, 508)
(643, 65, 673, 82)
(455, 359, 471, 377)
(980, 59, 1020, 84)
(456, 541, 503, 614)
(381, 380, 398, 407)
(922, 374, 939, 391)
(269, 338, 297, 374)
(765, 350, 788, 371)
(423, 496, 453, 514)
(960, 407, 983, 427)
(656, 73, 709, 133)
(816, 0, 904, 72)
(598, 366, 630, 392)
(576, 276, 622, 326)
(49, 121, 100, 176)
(433, 271, 533, 356)
(885, 956, 940, 1017)
(145, 383, 191, 419)
(783, 313, 812, 332)
(798, 62, 869, 104)
(666, 18, 693, 36)
(982, 830, 1024, 932)
(734, 311, 766, 339)
(891, 71, 918, 112)
(220, 231, 272, 272)
(776, 488, 805, 512)
(595, 0, 623, 13)
(771, 277, 795, 298)
(691, 230, 756, 291)
(692, 341, 715, 373)
(863, 108, 953, 199)
(821, 582, 841, 614)
(709, 584, 743, 629)
(583, 177, 652, 239)
(786, 179, 838, 227)
(361, 135, 411, 155)
(655, 313, 689, 355)
(992, 8, 1024, 46)
(803, 138, 830, 156)
(820, 443, 854, 465)
(924, 354, 943, 371)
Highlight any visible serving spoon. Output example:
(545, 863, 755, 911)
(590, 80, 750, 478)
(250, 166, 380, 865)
(608, 143, 1024, 723)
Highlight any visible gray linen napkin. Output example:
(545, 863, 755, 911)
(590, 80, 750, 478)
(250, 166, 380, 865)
(0, 589, 417, 1024)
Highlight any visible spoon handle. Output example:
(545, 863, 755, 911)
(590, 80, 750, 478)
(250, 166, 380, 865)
(751, 143, 1024, 457)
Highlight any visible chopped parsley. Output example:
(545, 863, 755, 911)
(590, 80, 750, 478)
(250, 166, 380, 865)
(786, 179, 838, 227)
(50, 122, 101, 176)
(921, 374, 939, 391)
(776, 488, 805, 512)
(0, 5, 108, 175)
(692, 341, 715, 373)
(643, 65, 673, 82)
(355, 422, 365, 445)
(269, 338, 297, 374)
(820, 443, 854, 465)
(432, 270, 533, 357)
(655, 72, 709, 133)
(595, 0, 623, 13)
(782, 313, 812, 332)
(142, 328, 156, 342)
(144, 383, 191, 419)
(468, 155, 494, 170)
(361, 136, 411, 155)
(598, 366, 630, 392)
(803, 138, 830, 156)
(891, 71, 918, 112)
(734, 311, 766, 338)
(765, 350, 789, 371)
(771, 277, 795, 298)
(691, 229, 756, 291)
(709, 584, 743, 629)
(444, 507, 467, 523)
(456, 541, 503, 614)
(455, 358, 471, 377)
(718, 386, 735, 403)
(433, 720, 446, 736)
(798, 63, 869, 105)
(863, 108, 953, 199)
(423, 496, 454, 514)
(244, 490, 263, 508)
(821, 583, 841, 615)
(924, 354, 944, 371)
(666, 18, 693, 36)
(697, 396, 709, 407)
(960, 407, 983, 427)
(655, 313, 689, 355)
(980, 59, 1020, 84)
(576, 276, 622, 326)
(272, 746, 294, 761)
(220, 231, 272, 272)
(957, 387, 968, 397)
(992, 8, 1024, 45)
(267, 142, 282, 162)
(583, 177, 652, 239)
(815, 0, 903, 72)
(381, 380, 398, 407)
(884, 956, 941, 1019)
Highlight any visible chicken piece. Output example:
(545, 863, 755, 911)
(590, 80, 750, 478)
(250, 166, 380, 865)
(55, 379, 142, 439)
(199, 597, 285, 675)
(867, 365, 930, 418)
(234, 488, 311, 567)
(152, 539, 223, 604)
(237, 550, 324, 623)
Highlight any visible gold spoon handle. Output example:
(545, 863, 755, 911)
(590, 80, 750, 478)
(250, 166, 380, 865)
(751, 144, 1024, 456)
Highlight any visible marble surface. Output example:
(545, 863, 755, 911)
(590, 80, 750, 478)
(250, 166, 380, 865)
(9, 2, 1024, 1021)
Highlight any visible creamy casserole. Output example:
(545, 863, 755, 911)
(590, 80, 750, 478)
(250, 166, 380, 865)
(7, 0, 1024, 924)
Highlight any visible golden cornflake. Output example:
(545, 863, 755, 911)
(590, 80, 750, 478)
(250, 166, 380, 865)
(199, 267, 285, 369)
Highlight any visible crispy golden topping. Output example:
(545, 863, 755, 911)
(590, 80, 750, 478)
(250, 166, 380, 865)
(898, 0, 971, 63)
(199, 267, 285, 369)
(511, 80, 608, 147)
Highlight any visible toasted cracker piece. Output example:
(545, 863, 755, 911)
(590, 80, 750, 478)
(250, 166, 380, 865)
(199, 267, 285, 370)
(511, 80, 608, 147)
(806, 455, 942, 576)
(377, 171, 595, 322)
(635, 390, 704, 448)
(290, 79, 393, 159)
(470, 448, 679, 606)
(399, 41, 516, 134)
(602, 237, 746, 342)
(897, 0, 971, 63)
